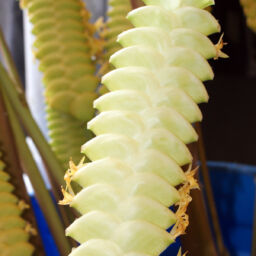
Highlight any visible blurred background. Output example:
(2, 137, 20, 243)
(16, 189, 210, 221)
(0, 0, 256, 256)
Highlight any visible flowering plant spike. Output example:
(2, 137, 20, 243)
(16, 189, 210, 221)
(21, 0, 103, 168)
(21, 0, 100, 120)
(60, 0, 227, 255)
(0, 152, 35, 256)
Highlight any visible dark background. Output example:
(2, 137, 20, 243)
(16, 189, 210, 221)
(201, 0, 256, 165)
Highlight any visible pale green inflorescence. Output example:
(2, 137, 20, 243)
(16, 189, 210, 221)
(61, 0, 226, 255)
(22, 0, 101, 169)
(0, 153, 35, 256)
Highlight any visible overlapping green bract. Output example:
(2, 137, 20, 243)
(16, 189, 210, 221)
(240, 0, 256, 32)
(0, 153, 34, 256)
(61, 0, 224, 255)
(104, 0, 132, 62)
(46, 107, 92, 169)
(23, 0, 99, 120)
(22, 0, 101, 169)
(98, 0, 132, 95)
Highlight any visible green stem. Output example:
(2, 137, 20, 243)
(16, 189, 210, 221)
(0, 81, 45, 256)
(0, 27, 75, 229)
(3, 91, 71, 256)
(0, 62, 65, 187)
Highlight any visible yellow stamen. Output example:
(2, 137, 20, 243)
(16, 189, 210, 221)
(64, 160, 76, 189)
(170, 167, 199, 240)
(25, 223, 37, 236)
(64, 158, 85, 184)
(94, 17, 105, 33)
(58, 186, 74, 205)
(63, 157, 86, 196)
(78, 157, 86, 168)
(214, 33, 229, 60)
(177, 248, 188, 256)
(18, 200, 30, 210)
(185, 167, 200, 190)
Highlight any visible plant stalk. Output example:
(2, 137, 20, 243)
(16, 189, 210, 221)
(3, 90, 71, 256)
(0, 86, 45, 256)
(0, 28, 75, 229)
(0, 62, 65, 187)
(195, 123, 229, 256)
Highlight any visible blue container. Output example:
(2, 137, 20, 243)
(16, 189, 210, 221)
(208, 161, 255, 256)
(31, 162, 256, 256)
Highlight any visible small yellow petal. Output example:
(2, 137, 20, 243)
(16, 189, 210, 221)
(58, 186, 74, 205)
(25, 223, 37, 236)
(214, 33, 229, 60)
(18, 200, 30, 210)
